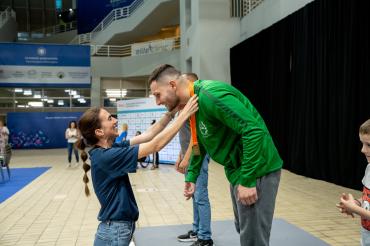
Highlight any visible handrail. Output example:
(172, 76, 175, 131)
(31, 21, 77, 36)
(0, 7, 16, 28)
(90, 36, 180, 57)
(231, 0, 264, 17)
(86, 0, 146, 43)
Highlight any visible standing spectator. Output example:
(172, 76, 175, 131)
(0, 120, 9, 166)
(150, 119, 160, 169)
(65, 120, 80, 167)
(115, 123, 128, 143)
(337, 119, 370, 245)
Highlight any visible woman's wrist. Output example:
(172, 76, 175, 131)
(354, 198, 362, 207)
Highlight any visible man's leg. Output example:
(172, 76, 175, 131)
(193, 155, 212, 241)
(230, 170, 281, 246)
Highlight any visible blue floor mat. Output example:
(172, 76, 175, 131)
(0, 167, 50, 203)
(134, 219, 329, 246)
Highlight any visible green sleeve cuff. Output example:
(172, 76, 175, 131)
(239, 177, 256, 188)
(185, 172, 197, 183)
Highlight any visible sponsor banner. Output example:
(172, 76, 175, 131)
(0, 43, 90, 87)
(131, 39, 175, 56)
(117, 98, 179, 164)
(7, 112, 83, 149)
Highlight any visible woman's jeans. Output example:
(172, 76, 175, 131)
(94, 220, 135, 246)
(67, 142, 79, 163)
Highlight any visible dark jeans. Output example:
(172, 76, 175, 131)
(67, 142, 79, 163)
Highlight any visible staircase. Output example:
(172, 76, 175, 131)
(71, 0, 179, 45)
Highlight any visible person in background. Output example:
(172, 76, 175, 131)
(76, 95, 198, 246)
(115, 123, 128, 143)
(65, 120, 80, 167)
(175, 73, 213, 246)
(337, 119, 370, 245)
(150, 119, 160, 170)
(0, 120, 9, 166)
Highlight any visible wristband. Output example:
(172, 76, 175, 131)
(354, 198, 362, 206)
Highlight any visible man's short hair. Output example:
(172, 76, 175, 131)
(184, 72, 199, 82)
(148, 64, 181, 84)
(360, 119, 370, 135)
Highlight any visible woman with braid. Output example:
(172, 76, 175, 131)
(76, 95, 198, 246)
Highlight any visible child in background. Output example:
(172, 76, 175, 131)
(337, 119, 370, 245)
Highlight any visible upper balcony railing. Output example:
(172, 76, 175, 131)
(231, 0, 264, 17)
(0, 7, 16, 28)
(76, 0, 146, 44)
(18, 21, 77, 41)
(90, 36, 180, 57)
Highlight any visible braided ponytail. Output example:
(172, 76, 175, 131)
(76, 138, 91, 196)
(77, 107, 101, 197)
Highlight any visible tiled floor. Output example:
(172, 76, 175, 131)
(0, 149, 362, 245)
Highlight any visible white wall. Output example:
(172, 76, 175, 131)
(240, 0, 315, 41)
(180, 0, 240, 84)
(90, 49, 180, 106)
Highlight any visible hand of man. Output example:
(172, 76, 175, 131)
(184, 182, 195, 200)
(237, 185, 258, 206)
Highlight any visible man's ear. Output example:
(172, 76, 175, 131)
(95, 128, 104, 137)
(169, 80, 177, 89)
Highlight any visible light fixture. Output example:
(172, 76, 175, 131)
(14, 88, 23, 93)
(23, 90, 32, 96)
(28, 101, 43, 107)
(47, 99, 54, 103)
(109, 98, 117, 102)
(58, 100, 64, 106)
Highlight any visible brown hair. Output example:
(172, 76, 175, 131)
(76, 107, 102, 196)
(360, 119, 370, 135)
(148, 64, 181, 84)
(184, 72, 199, 82)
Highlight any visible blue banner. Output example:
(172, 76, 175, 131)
(77, 0, 135, 34)
(7, 112, 83, 149)
(0, 43, 91, 88)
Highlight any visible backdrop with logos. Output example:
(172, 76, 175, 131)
(117, 98, 180, 164)
(7, 112, 82, 149)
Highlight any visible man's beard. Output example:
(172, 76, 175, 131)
(167, 97, 180, 112)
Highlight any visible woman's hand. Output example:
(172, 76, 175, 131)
(179, 95, 198, 118)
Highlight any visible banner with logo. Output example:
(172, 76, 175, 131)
(117, 98, 180, 164)
(7, 112, 83, 149)
(0, 43, 90, 88)
(77, 0, 135, 34)
(131, 39, 175, 56)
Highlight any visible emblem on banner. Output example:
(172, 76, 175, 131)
(37, 47, 46, 56)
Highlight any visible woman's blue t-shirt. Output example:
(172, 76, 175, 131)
(89, 140, 139, 222)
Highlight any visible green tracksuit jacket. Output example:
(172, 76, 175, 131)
(185, 80, 283, 188)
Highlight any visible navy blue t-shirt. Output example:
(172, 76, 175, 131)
(89, 140, 139, 222)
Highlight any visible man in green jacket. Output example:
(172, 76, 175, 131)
(148, 64, 283, 246)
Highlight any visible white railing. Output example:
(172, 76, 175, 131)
(231, 0, 264, 17)
(244, 0, 264, 15)
(86, 0, 146, 43)
(35, 21, 77, 36)
(0, 7, 16, 28)
(90, 36, 180, 57)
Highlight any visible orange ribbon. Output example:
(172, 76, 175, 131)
(188, 82, 200, 155)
